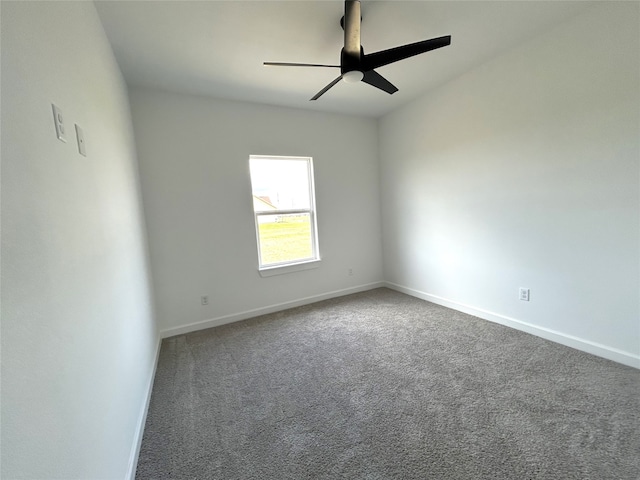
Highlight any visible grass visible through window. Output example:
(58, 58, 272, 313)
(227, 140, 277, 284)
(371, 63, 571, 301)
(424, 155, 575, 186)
(258, 216, 313, 265)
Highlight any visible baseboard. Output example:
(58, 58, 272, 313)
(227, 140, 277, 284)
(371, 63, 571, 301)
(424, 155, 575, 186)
(160, 282, 386, 339)
(126, 335, 162, 480)
(385, 282, 640, 370)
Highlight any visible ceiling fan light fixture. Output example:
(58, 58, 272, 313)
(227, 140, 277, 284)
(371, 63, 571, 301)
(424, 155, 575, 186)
(342, 70, 364, 83)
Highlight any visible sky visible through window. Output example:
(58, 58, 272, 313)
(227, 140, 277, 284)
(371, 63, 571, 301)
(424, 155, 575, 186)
(250, 158, 310, 210)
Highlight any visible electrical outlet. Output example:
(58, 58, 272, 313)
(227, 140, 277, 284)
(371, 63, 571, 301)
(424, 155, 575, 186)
(52, 104, 67, 142)
(201, 295, 209, 306)
(348, 268, 353, 276)
(519, 288, 530, 302)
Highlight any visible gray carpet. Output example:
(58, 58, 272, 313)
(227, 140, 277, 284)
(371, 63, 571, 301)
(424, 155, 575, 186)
(136, 288, 640, 479)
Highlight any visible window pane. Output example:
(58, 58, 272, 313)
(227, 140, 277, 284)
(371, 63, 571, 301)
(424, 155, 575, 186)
(249, 155, 319, 270)
(257, 213, 313, 265)
(250, 159, 310, 211)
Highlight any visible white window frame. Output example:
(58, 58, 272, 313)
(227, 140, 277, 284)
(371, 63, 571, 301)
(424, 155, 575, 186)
(249, 155, 321, 276)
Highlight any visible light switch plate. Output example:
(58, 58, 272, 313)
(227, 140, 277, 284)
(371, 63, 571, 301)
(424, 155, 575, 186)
(75, 124, 86, 156)
(52, 104, 67, 142)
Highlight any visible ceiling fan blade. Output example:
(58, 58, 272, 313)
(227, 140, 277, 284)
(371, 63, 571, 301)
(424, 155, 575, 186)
(362, 70, 398, 95)
(310, 76, 343, 101)
(343, 0, 361, 57)
(363, 35, 451, 71)
(264, 62, 340, 68)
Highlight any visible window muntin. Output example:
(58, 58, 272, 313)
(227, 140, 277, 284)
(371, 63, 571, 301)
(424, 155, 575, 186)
(249, 156, 320, 270)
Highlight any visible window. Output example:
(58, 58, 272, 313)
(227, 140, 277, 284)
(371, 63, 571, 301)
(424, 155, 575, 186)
(249, 155, 320, 273)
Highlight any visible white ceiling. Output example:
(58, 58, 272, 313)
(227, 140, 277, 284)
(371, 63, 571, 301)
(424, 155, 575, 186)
(95, 1, 595, 118)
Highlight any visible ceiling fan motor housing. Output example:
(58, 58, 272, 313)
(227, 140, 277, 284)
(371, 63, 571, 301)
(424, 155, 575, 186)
(340, 47, 364, 76)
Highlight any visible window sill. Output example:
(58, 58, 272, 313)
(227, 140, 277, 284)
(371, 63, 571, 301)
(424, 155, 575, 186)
(258, 259, 321, 277)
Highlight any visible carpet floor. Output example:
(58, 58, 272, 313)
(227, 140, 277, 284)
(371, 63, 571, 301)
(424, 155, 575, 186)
(136, 288, 639, 479)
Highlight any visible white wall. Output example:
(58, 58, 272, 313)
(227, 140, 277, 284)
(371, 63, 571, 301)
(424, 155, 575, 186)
(128, 88, 383, 335)
(379, 2, 640, 367)
(1, 2, 158, 478)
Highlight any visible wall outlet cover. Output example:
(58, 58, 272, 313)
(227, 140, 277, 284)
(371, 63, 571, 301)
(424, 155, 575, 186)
(75, 124, 86, 156)
(52, 104, 67, 143)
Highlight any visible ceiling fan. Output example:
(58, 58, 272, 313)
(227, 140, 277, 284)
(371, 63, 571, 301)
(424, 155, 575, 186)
(264, 0, 451, 101)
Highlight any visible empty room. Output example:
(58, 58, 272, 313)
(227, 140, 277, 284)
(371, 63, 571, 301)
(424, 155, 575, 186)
(1, 0, 639, 479)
